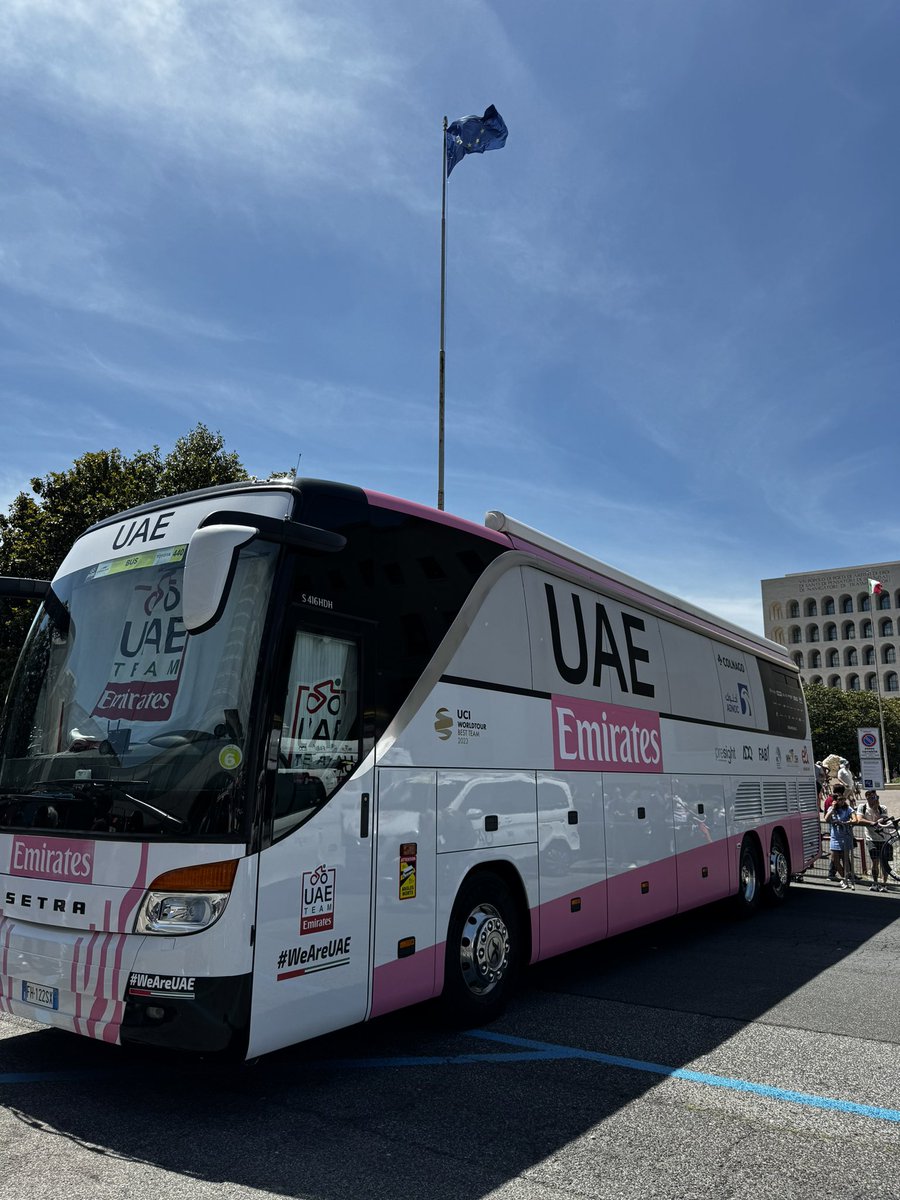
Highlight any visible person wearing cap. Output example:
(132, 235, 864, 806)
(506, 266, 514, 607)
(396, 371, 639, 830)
(856, 788, 892, 892)
(826, 784, 856, 887)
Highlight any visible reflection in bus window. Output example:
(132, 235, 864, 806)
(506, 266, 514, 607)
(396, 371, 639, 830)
(273, 630, 360, 839)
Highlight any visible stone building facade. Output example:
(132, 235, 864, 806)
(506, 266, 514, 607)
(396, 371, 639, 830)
(760, 562, 900, 693)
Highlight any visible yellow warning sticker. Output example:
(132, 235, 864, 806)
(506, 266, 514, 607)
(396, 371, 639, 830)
(399, 845, 417, 900)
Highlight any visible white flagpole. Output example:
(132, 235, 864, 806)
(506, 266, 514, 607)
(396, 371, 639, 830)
(438, 116, 448, 511)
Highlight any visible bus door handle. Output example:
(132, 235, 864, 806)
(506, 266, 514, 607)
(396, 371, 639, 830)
(360, 792, 370, 838)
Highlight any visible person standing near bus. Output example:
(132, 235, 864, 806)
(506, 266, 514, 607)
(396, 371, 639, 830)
(827, 784, 856, 888)
(856, 789, 891, 892)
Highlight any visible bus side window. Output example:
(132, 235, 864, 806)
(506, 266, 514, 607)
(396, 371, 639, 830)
(272, 628, 361, 840)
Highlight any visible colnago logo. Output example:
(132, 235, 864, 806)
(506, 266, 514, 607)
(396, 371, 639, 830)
(552, 695, 663, 773)
(9, 835, 94, 883)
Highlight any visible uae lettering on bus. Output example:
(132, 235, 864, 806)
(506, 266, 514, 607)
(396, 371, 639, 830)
(92, 568, 188, 722)
(300, 863, 336, 934)
(544, 583, 655, 697)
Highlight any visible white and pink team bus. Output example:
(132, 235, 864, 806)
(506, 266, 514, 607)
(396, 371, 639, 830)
(0, 478, 819, 1059)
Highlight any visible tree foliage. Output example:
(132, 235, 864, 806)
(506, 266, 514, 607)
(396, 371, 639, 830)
(0, 424, 249, 698)
(803, 682, 900, 780)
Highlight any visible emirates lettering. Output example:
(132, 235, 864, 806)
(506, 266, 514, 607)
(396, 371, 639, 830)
(556, 707, 662, 766)
(12, 840, 92, 879)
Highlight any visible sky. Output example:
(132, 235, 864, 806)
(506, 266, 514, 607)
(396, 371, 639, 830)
(1, 1, 898, 636)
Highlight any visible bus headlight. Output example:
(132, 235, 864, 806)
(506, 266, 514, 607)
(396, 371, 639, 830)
(134, 858, 239, 937)
(136, 891, 230, 935)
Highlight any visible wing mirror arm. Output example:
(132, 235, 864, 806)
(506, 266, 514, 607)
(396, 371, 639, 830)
(183, 514, 346, 634)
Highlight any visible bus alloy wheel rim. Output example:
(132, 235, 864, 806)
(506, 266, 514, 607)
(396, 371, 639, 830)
(772, 848, 788, 889)
(460, 902, 510, 995)
(742, 854, 757, 902)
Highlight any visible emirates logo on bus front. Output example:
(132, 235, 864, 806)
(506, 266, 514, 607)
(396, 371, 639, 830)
(300, 864, 336, 935)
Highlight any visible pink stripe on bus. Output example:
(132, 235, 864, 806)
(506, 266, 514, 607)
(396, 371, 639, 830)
(364, 491, 512, 546)
(369, 944, 439, 1019)
(117, 843, 150, 932)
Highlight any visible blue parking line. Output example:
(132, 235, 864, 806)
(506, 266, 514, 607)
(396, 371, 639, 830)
(4, 1030, 900, 1125)
(466, 1029, 900, 1124)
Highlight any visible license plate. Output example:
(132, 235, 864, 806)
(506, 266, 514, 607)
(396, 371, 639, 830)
(21, 981, 59, 1011)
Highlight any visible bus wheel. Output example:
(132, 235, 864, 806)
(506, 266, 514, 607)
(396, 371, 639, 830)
(764, 833, 791, 905)
(734, 839, 762, 916)
(442, 871, 521, 1025)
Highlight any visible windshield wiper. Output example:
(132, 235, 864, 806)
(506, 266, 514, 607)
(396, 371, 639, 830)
(20, 779, 185, 829)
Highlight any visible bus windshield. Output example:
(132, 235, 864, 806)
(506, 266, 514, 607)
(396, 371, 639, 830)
(0, 539, 278, 840)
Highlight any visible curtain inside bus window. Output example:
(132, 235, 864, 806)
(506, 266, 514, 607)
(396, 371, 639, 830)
(273, 631, 360, 839)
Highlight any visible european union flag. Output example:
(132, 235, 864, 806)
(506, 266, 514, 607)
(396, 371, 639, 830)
(446, 105, 508, 176)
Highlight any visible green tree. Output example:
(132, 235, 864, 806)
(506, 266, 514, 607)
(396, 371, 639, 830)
(0, 424, 249, 698)
(804, 682, 900, 781)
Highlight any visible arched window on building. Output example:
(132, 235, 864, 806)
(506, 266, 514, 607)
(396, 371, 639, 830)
(844, 647, 858, 666)
(880, 618, 894, 637)
(809, 675, 823, 685)
(804, 598, 817, 617)
(859, 593, 871, 612)
(840, 595, 854, 614)
(828, 675, 842, 689)
(863, 646, 875, 665)
(861, 619, 873, 639)
(792, 651, 804, 669)
(824, 623, 837, 641)
(847, 674, 860, 691)
(805, 624, 819, 643)
(787, 600, 800, 618)
(827, 649, 840, 668)
(809, 650, 822, 668)
(789, 625, 801, 644)
(769, 602, 783, 621)
(882, 645, 896, 664)
(770, 626, 786, 645)
(886, 672, 899, 693)
(880, 592, 892, 610)
(865, 673, 877, 691)
(822, 596, 835, 615)
(842, 620, 856, 641)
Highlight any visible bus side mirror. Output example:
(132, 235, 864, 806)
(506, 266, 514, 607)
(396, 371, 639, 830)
(182, 525, 258, 634)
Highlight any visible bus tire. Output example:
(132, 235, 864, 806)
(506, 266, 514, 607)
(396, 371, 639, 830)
(441, 870, 521, 1026)
(763, 832, 791, 905)
(734, 838, 762, 916)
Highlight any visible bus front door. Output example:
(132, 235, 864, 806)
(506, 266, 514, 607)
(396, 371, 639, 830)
(248, 620, 374, 1058)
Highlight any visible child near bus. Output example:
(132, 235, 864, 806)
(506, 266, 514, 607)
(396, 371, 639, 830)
(827, 784, 856, 888)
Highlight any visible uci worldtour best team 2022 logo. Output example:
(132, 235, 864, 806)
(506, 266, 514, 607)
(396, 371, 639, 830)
(434, 706, 487, 746)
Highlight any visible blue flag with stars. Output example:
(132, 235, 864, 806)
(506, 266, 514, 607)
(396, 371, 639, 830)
(446, 105, 508, 176)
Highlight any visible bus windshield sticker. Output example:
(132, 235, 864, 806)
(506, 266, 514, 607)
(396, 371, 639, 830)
(91, 565, 188, 723)
(87, 544, 187, 582)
